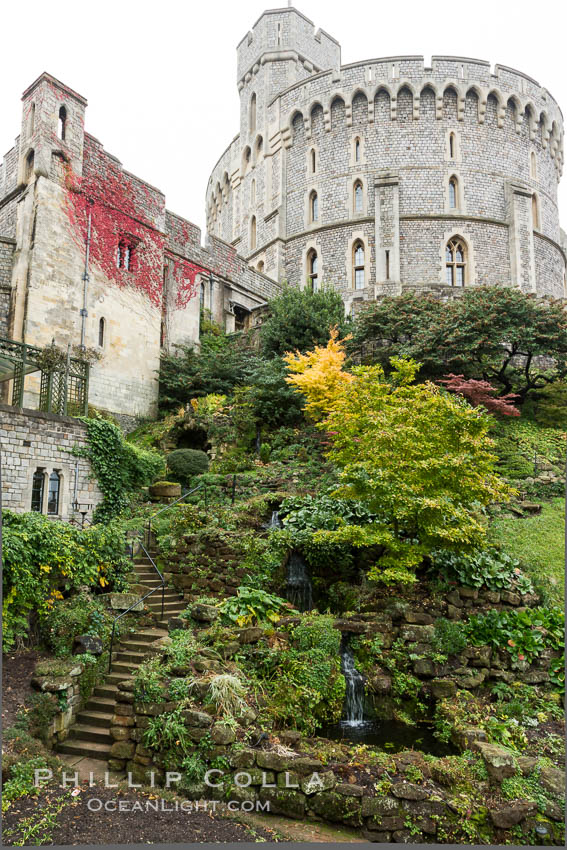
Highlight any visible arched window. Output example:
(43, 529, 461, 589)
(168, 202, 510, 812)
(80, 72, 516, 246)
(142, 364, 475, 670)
(530, 151, 537, 179)
(449, 177, 458, 209)
(26, 150, 34, 182)
(449, 132, 456, 159)
(160, 320, 165, 348)
(47, 471, 60, 515)
(532, 195, 539, 229)
(28, 103, 35, 137)
(98, 317, 105, 347)
(354, 242, 365, 289)
(250, 179, 256, 205)
(310, 148, 316, 173)
(310, 191, 319, 223)
(200, 282, 205, 310)
(307, 250, 319, 291)
(354, 181, 364, 214)
(31, 468, 45, 512)
(355, 137, 361, 162)
(257, 260, 264, 273)
(250, 215, 257, 250)
(58, 106, 67, 141)
(249, 93, 257, 134)
(117, 240, 133, 270)
(445, 237, 466, 286)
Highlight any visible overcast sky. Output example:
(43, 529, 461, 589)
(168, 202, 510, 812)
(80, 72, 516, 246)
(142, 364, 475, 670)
(1, 0, 565, 238)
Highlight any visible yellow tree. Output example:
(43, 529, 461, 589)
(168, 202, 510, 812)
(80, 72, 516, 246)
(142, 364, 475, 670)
(286, 337, 512, 583)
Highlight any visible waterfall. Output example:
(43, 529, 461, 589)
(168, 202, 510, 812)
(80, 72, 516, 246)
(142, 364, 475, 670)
(285, 551, 313, 613)
(268, 510, 283, 529)
(341, 640, 365, 725)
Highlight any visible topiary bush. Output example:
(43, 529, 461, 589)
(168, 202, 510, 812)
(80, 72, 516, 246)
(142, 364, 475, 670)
(166, 449, 209, 485)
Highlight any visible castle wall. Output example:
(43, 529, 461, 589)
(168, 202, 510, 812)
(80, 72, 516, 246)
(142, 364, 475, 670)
(207, 10, 565, 304)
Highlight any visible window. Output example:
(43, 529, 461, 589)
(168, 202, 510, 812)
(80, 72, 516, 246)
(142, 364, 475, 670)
(250, 215, 256, 250)
(354, 181, 363, 213)
(47, 471, 61, 515)
(251, 179, 256, 205)
(307, 250, 319, 291)
(532, 195, 539, 229)
(354, 242, 365, 289)
(445, 237, 466, 286)
(310, 148, 316, 173)
(117, 240, 133, 270)
(160, 320, 165, 348)
(26, 150, 34, 182)
(449, 177, 458, 209)
(530, 151, 537, 179)
(249, 93, 256, 134)
(29, 103, 35, 137)
(449, 132, 456, 159)
(257, 260, 264, 273)
(58, 106, 67, 141)
(200, 282, 205, 310)
(355, 137, 361, 162)
(98, 317, 105, 347)
(385, 249, 390, 280)
(310, 191, 319, 223)
(31, 469, 45, 512)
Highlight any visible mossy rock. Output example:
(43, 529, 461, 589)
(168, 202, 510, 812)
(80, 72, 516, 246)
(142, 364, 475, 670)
(309, 790, 363, 825)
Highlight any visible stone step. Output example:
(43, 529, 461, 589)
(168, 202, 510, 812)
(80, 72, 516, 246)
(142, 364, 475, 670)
(107, 672, 134, 685)
(67, 724, 114, 745)
(110, 662, 139, 676)
(74, 710, 114, 729)
(86, 696, 117, 713)
(128, 629, 169, 643)
(94, 684, 119, 699)
(58, 740, 111, 758)
(118, 642, 161, 656)
(114, 650, 148, 664)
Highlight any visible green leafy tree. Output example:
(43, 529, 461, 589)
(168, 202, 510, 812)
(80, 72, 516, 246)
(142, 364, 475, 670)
(351, 287, 567, 401)
(236, 358, 304, 429)
(286, 336, 512, 583)
(260, 285, 350, 358)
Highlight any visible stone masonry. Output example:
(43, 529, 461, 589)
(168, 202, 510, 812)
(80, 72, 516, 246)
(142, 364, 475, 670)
(207, 6, 566, 312)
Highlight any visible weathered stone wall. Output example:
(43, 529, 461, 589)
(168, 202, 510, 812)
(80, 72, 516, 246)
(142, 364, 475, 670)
(207, 8, 566, 304)
(0, 404, 102, 521)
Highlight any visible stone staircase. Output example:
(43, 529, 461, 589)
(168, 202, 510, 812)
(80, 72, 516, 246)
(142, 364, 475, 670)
(58, 550, 186, 761)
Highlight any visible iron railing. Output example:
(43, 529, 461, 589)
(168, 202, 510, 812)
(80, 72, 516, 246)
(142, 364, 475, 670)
(107, 483, 208, 674)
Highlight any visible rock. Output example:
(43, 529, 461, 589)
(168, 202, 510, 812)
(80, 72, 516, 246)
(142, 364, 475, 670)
(458, 586, 478, 599)
(187, 727, 210, 742)
(482, 591, 501, 604)
(501, 591, 521, 606)
(517, 757, 538, 776)
(237, 627, 263, 644)
(446, 591, 462, 607)
(107, 759, 125, 772)
(258, 788, 305, 819)
(211, 722, 236, 745)
(181, 709, 213, 728)
(257, 751, 298, 772)
(519, 502, 541, 515)
(543, 800, 564, 821)
(111, 714, 135, 727)
(490, 801, 537, 828)
(539, 765, 565, 797)
(391, 782, 430, 801)
(473, 742, 516, 782)
(431, 678, 457, 699)
(291, 757, 324, 774)
(110, 741, 135, 759)
(235, 768, 275, 786)
(167, 617, 186, 631)
(73, 635, 104, 655)
(32, 676, 74, 692)
(277, 771, 301, 789)
(465, 645, 492, 667)
(362, 796, 399, 816)
(309, 790, 363, 825)
(191, 603, 218, 623)
(278, 730, 301, 746)
(109, 593, 144, 612)
(114, 703, 134, 716)
(392, 829, 424, 843)
(412, 658, 438, 678)
(238, 705, 257, 726)
(362, 829, 392, 843)
(134, 702, 165, 716)
(333, 619, 367, 634)
(335, 783, 364, 797)
(457, 669, 488, 688)
(446, 604, 461, 620)
(452, 727, 487, 750)
(367, 815, 405, 831)
(520, 671, 549, 684)
(400, 625, 434, 643)
(221, 641, 241, 659)
(228, 747, 256, 767)
(368, 674, 392, 695)
(404, 612, 434, 625)
(300, 771, 336, 795)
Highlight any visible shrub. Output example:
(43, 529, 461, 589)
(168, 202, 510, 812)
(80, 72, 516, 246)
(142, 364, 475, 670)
(432, 618, 468, 656)
(207, 674, 248, 717)
(167, 449, 209, 484)
(467, 606, 564, 667)
(2, 756, 50, 811)
(219, 587, 292, 627)
(431, 548, 534, 595)
(39, 593, 116, 657)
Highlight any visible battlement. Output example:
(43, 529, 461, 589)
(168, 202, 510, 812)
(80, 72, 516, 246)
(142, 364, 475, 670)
(236, 6, 340, 85)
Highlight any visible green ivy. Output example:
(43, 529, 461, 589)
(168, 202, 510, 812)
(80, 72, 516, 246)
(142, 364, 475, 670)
(79, 416, 163, 522)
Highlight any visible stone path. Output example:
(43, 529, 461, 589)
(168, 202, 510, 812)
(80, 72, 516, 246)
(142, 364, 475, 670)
(57, 551, 186, 762)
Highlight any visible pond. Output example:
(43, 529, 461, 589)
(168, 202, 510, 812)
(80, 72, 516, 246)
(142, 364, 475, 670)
(320, 719, 455, 756)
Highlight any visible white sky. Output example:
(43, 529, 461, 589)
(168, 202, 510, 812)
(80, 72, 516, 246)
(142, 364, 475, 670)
(1, 0, 565, 239)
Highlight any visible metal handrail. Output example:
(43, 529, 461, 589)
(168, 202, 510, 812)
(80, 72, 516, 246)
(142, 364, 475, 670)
(107, 540, 165, 672)
(108, 484, 208, 674)
(145, 482, 207, 548)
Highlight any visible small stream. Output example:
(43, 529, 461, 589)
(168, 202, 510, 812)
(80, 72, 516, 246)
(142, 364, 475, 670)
(341, 641, 365, 725)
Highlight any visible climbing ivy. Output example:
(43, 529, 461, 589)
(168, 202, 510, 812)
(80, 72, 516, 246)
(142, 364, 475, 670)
(79, 416, 163, 522)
